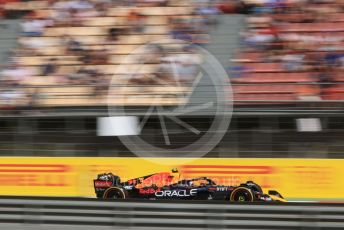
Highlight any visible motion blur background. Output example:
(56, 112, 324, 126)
(0, 0, 344, 200)
(0, 0, 344, 158)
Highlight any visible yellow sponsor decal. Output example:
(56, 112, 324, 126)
(0, 157, 343, 200)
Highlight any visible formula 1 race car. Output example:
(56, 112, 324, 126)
(93, 169, 286, 202)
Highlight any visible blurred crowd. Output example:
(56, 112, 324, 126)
(0, 0, 220, 109)
(1, 0, 343, 109)
(230, 0, 344, 101)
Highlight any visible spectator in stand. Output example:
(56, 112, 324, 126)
(21, 14, 53, 37)
(170, 46, 201, 84)
(141, 44, 164, 64)
(53, 0, 93, 10)
(155, 57, 175, 84)
(154, 51, 200, 85)
(41, 58, 58, 76)
(139, 0, 168, 7)
(67, 68, 89, 84)
(75, 8, 100, 18)
(71, 0, 93, 10)
(0, 0, 21, 19)
(324, 53, 344, 68)
(190, 14, 208, 33)
(79, 49, 92, 64)
(195, 2, 220, 26)
(80, 48, 109, 64)
(127, 10, 146, 33)
(169, 19, 193, 42)
(244, 29, 276, 50)
(90, 70, 108, 97)
(0, 87, 26, 109)
(91, 48, 109, 64)
(128, 73, 160, 85)
(94, 2, 108, 16)
(0, 63, 34, 85)
(19, 35, 52, 52)
(106, 28, 121, 44)
(52, 0, 95, 26)
(218, 1, 238, 14)
(281, 51, 305, 71)
(50, 7, 73, 26)
(64, 36, 83, 54)
(339, 56, 344, 68)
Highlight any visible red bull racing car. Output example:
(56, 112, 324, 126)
(93, 169, 286, 202)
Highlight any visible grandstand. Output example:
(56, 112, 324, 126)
(1, 0, 342, 110)
(232, 0, 344, 104)
(0, 0, 343, 158)
(1, 0, 223, 110)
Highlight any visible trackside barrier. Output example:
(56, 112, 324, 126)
(0, 197, 344, 230)
(2, 157, 344, 200)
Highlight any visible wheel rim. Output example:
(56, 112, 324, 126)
(107, 188, 124, 199)
(111, 191, 121, 199)
(231, 188, 253, 202)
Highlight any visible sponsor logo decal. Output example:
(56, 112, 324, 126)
(139, 188, 161, 194)
(216, 187, 228, 192)
(94, 181, 112, 187)
(0, 164, 69, 187)
(155, 189, 197, 197)
(123, 185, 134, 190)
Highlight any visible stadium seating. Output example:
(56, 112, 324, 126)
(2, 0, 344, 108)
(232, 0, 344, 104)
(0, 0, 212, 108)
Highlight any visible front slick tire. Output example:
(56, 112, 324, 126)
(230, 187, 254, 202)
(103, 187, 127, 199)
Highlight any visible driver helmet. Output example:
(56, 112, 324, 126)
(172, 168, 179, 173)
(171, 168, 180, 181)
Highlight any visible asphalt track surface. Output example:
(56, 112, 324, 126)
(0, 195, 343, 203)
(1, 196, 344, 230)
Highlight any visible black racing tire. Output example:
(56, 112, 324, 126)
(230, 187, 254, 202)
(103, 186, 127, 199)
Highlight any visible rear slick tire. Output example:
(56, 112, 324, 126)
(103, 187, 127, 199)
